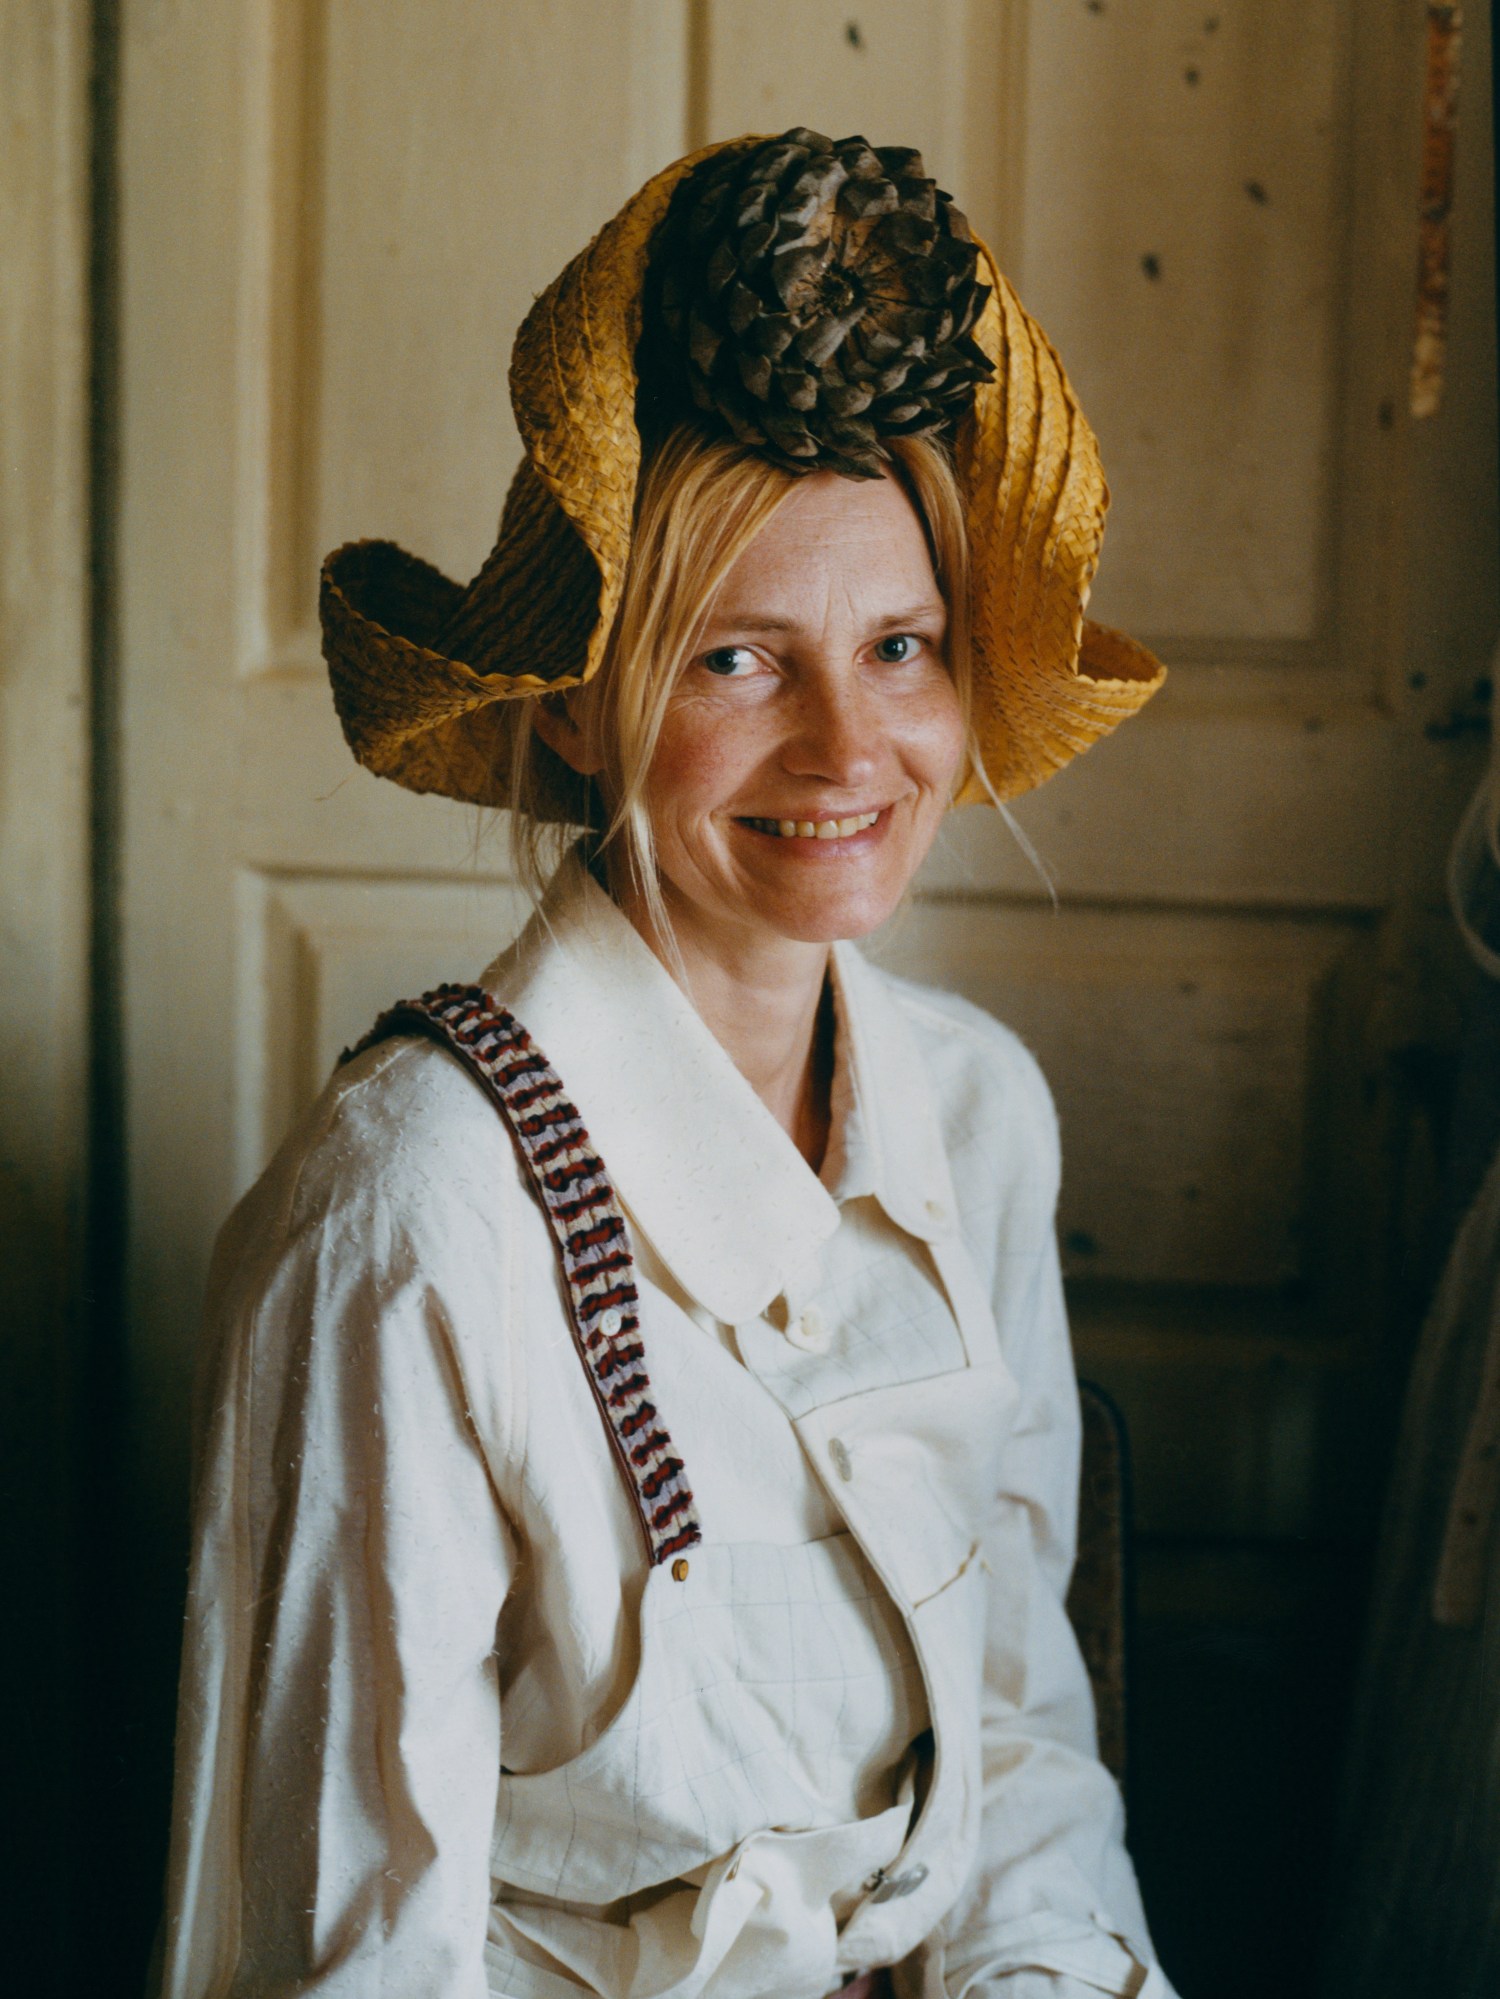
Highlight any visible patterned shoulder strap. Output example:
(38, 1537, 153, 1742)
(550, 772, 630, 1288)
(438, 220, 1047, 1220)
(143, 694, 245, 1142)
(343, 983, 701, 1569)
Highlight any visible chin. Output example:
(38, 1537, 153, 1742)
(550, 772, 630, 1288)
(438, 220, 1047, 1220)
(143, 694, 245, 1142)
(752, 885, 906, 946)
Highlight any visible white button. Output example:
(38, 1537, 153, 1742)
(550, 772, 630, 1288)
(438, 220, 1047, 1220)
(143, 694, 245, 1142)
(828, 1437, 853, 1482)
(787, 1305, 831, 1354)
(924, 1198, 948, 1228)
(598, 1307, 623, 1336)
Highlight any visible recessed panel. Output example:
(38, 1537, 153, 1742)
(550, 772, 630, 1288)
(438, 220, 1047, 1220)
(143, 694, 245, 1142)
(702, 0, 975, 187)
(869, 902, 1352, 1286)
(1017, 0, 1347, 645)
(239, 872, 533, 1187)
(262, 0, 687, 660)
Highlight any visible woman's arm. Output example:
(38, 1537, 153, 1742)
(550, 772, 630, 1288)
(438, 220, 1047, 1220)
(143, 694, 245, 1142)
(159, 1089, 518, 1999)
(930, 1034, 1175, 1999)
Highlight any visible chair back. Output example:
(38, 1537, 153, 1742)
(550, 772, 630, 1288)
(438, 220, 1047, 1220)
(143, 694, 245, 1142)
(1066, 1380, 1132, 1787)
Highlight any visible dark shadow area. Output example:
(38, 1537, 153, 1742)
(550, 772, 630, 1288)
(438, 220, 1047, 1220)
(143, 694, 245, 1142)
(1129, 1538, 1372, 1999)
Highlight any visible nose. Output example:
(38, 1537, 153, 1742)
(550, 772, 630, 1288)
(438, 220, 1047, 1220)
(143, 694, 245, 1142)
(780, 664, 881, 790)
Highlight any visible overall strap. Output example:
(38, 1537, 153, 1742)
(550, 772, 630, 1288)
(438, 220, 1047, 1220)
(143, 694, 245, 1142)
(343, 983, 701, 1568)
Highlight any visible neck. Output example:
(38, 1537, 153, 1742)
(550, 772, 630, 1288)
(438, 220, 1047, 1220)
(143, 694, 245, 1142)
(617, 882, 836, 1172)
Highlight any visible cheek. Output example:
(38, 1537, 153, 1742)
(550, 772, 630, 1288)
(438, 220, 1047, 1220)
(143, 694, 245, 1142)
(645, 702, 753, 825)
(909, 676, 968, 793)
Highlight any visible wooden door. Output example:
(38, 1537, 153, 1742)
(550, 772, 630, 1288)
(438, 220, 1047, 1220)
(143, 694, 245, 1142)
(118, 3, 1495, 1990)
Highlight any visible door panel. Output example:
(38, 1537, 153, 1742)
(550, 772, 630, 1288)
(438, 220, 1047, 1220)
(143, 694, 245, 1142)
(1017, 0, 1350, 647)
(876, 904, 1356, 1292)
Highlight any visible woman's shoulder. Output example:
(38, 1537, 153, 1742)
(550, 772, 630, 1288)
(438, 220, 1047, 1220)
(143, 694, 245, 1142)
(193, 1030, 536, 1520)
(228, 1031, 527, 1266)
(866, 959, 1058, 1134)
(200, 1032, 536, 1443)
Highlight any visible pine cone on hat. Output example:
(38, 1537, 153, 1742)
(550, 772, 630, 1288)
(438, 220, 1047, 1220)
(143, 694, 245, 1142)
(639, 127, 995, 478)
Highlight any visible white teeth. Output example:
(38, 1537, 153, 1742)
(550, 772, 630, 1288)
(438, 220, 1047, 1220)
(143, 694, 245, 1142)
(747, 811, 880, 840)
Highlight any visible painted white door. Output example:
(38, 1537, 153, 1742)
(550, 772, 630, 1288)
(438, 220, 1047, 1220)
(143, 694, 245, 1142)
(119, 0, 1494, 1975)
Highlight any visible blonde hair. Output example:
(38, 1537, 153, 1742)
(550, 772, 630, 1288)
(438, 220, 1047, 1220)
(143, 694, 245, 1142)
(507, 424, 973, 942)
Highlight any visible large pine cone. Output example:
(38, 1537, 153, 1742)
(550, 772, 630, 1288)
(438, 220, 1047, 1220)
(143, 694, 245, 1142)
(639, 128, 995, 478)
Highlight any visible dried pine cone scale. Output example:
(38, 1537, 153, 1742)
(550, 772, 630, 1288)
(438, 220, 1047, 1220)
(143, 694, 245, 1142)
(640, 126, 995, 478)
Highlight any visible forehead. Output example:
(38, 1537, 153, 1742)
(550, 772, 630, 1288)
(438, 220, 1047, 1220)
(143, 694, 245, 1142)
(707, 469, 941, 619)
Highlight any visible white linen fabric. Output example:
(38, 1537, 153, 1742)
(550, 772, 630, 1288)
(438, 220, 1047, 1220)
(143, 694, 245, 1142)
(159, 851, 1175, 1999)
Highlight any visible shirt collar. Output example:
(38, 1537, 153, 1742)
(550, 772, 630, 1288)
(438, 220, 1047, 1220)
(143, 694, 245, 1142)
(826, 938, 959, 1244)
(478, 851, 955, 1324)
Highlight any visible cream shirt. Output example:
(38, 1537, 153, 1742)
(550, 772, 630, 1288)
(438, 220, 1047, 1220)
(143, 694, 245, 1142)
(160, 854, 1175, 1999)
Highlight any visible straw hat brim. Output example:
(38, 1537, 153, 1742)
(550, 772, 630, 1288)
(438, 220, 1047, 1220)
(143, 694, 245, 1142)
(321, 141, 1164, 817)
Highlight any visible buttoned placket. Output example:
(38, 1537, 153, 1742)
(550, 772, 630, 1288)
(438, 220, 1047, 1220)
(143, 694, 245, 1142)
(718, 1176, 1009, 1965)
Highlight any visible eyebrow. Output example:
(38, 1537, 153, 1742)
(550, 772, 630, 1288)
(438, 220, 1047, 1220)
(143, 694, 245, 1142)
(704, 601, 946, 635)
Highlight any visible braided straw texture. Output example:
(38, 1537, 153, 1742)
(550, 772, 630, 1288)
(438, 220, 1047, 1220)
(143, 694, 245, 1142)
(954, 242, 1164, 801)
(319, 143, 1163, 814)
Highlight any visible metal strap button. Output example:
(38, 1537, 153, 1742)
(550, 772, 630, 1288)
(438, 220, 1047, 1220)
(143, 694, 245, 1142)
(870, 1863, 928, 1902)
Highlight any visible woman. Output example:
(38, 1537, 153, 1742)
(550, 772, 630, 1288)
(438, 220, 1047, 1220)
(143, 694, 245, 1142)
(160, 131, 1172, 1998)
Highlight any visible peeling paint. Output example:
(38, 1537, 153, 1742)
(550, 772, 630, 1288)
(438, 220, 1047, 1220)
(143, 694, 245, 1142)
(1411, 2, 1461, 418)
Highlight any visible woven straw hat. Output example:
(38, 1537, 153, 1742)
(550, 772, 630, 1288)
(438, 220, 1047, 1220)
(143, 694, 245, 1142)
(320, 138, 1164, 817)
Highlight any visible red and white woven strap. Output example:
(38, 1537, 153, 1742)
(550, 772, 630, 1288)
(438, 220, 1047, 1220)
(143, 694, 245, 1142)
(344, 983, 702, 1569)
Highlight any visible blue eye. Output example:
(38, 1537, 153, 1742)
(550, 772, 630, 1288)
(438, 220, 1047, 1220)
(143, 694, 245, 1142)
(702, 646, 756, 677)
(874, 634, 920, 663)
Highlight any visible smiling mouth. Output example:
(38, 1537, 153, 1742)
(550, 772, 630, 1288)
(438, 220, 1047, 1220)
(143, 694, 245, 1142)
(741, 811, 882, 841)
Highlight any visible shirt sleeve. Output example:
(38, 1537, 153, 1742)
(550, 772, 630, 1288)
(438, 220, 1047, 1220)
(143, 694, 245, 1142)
(933, 1047, 1178, 1999)
(158, 1140, 518, 1999)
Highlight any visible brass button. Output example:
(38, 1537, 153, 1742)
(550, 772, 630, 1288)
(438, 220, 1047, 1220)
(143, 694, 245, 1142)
(671, 1557, 690, 1582)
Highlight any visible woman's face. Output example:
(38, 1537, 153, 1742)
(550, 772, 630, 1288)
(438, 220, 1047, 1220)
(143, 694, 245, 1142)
(638, 467, 965, 963)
